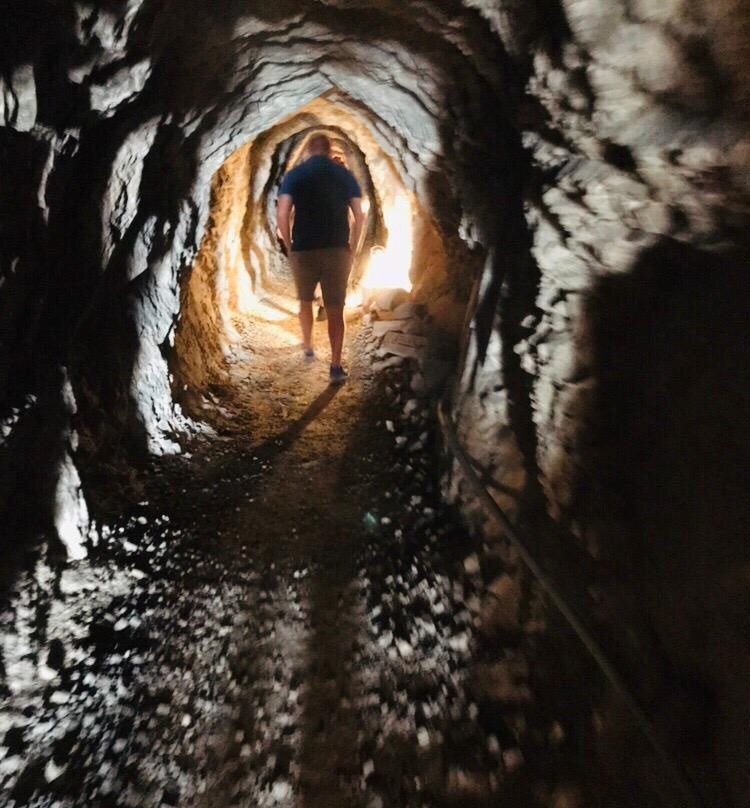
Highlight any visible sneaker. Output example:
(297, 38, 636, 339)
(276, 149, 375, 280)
(303, 347, 315, 362)
(329, 365, 348, 384)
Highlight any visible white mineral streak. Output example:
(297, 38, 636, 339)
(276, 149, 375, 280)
(53, 451, 90, 561)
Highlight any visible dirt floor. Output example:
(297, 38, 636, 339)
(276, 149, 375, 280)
(1, 302, 664, 808)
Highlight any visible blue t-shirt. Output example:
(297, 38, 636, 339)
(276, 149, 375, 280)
(279, 155, 362, 251)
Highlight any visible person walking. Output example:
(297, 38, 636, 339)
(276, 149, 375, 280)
(277, 134, 365, 384)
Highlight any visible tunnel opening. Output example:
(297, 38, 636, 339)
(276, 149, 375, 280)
(172, 93, 480, 420)
(2, 3, 750, 807)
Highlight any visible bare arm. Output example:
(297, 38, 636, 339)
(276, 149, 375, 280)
(349, 197, 366, 254)
(277, 194, 293, 253)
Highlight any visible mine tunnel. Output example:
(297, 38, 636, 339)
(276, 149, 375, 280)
(2, 2, 750, 807)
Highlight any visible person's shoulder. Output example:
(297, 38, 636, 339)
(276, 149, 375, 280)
(285, 161, 308, 179)
(279, 161, 305, 192)
(332, 161, 354, 178)
(340, 165, 361, 194)
(328, 160, 352, 178)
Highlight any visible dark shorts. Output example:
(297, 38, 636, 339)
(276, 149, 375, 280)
(289, 247, 352, 308)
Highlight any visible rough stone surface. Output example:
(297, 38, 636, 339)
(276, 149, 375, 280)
(0, 0, 497, 546)
(446, 4, 750, 806)
(1, 2, 749, 805)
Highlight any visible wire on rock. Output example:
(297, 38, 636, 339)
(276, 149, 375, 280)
(436, 398, 704, 808)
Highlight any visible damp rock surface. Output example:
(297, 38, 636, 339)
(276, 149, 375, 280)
(0, 312, 605, 808)
(1, 2, 750, 807)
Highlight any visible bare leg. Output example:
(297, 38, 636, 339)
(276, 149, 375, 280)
(299, 301, 314, 351)
(326, 306, 345, 366)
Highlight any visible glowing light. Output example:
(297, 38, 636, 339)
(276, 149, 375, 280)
(360, 194, 413, 291)
(247, 299, 291, 322)
(346, 288, 364, 308)
(235, 261, 256, 314)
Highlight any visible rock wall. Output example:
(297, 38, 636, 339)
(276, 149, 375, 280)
(449, 1, 750, 804)
(174, 93, 474, 401)
(0, 0, 508, 551)
(175, 144, 253, 394)
(1, 1, 750, 802)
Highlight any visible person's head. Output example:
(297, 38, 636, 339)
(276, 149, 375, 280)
(307, 133, 332, 157)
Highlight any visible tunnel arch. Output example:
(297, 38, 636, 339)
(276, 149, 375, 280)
(87, 21, 511, 451)
(171, 87, 484, 401)
(3, 4, 750, 804)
